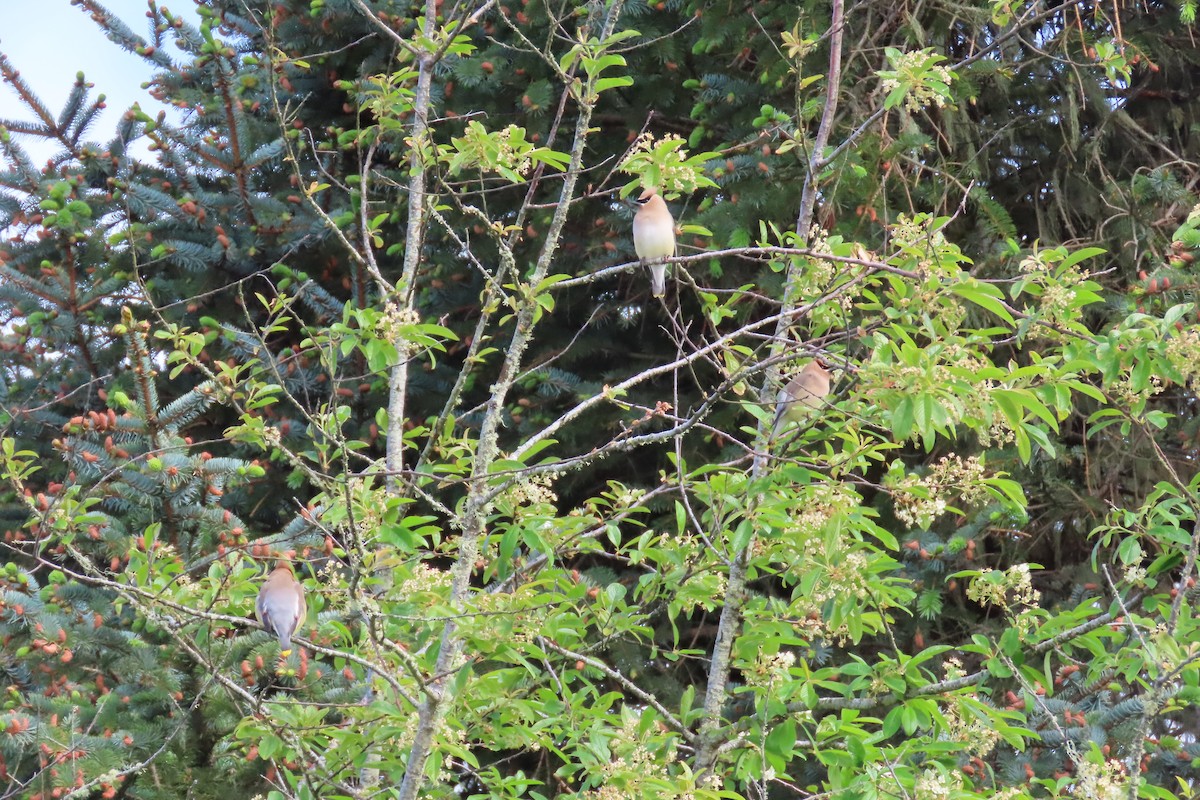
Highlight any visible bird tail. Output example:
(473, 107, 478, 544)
(771, 405, 786, 440)
(650, 263, 667, 298)
(278, 630, 293, 655)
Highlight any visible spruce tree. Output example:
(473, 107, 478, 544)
(1, 0, 1200, 798)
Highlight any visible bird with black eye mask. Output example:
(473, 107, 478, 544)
(632, 188, 676, 298)
(772, 359, 833, 439)
(255, 559, 307, 656)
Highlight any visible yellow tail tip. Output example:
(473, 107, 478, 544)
(279, 648, 293, 657)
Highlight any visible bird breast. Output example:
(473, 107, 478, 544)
(633, 216, 675, 260)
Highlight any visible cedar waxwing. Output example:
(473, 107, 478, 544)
(772, 359, 832, 438)
(255, 560, 306, 656)
(632, 188, 676, 298)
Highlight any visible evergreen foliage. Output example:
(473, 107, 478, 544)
(0, 0, 1199, 798)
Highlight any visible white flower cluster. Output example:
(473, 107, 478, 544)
(894, 454, 989, 528)
(967, 563, 1041, 610)
(786, 482, 857, 536)
(890, 213, 947, 252)
(503, 473, 559, 510)
(880, 51, 953, 112)
(396, 563, 452, 598)
(377, 300, 421, 356)
(749, 648, 796, 688)
(914, 767, 958, 799)
(1166, 328, 1200, 384)
(942, 697, 1001, 758)
(1075, 758, 1128, 800)
(590, 714, 679, 797)
(623, 132, 694, 188)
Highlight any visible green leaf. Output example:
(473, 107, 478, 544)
(731, 520, 754, 553)
(1117, 536, 1142, 565)
(891, 396, 914, 440)
(764, 719, 796, 770)
(594, 76, 634, 93)
(950, 280, 1016, 324)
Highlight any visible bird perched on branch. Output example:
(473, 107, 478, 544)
(772, 359, 832, 438)
(255, 559, 306, 656)
(632, 188, 676, 298)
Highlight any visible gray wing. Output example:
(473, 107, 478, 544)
(255, 589, 268, 628)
